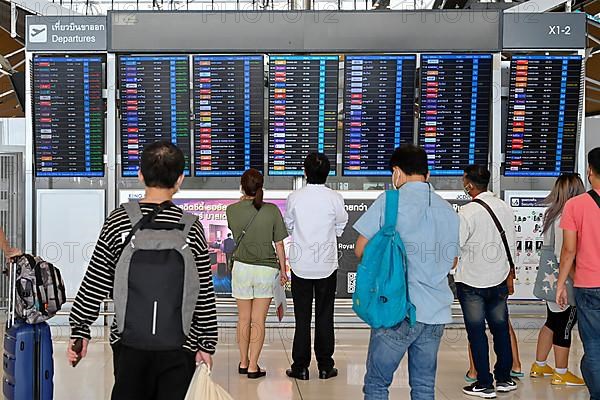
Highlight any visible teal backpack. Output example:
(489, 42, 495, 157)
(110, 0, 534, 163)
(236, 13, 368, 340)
(352, 190, 416, 329)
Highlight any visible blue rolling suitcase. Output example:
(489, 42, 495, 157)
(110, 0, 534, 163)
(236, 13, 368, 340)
(2, 262, 54, 400)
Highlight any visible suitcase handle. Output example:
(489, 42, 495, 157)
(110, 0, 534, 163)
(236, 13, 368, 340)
(6, 260, 16, 329)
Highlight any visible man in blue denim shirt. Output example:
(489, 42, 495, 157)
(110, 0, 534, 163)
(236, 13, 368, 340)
(353, 145, 460, 400)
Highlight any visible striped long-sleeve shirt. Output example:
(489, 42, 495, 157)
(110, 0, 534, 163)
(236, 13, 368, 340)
(69, 203, 218, 354)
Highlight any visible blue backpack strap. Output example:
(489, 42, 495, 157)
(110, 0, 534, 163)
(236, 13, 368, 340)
(385, 190, 417, 326)
(383, 190, 399, 230)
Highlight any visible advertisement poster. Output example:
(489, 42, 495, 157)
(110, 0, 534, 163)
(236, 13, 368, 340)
(504, 191, 549, 300)
(119, 190, 291, 297)
(336, 198, 374, 299)
(173, 197, 289, 296)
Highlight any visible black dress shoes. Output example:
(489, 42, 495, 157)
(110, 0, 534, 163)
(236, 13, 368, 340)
(286, 368, 310, 380)
(319, 368, 338, 380)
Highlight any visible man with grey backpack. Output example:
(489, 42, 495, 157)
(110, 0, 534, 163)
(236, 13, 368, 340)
(67, 141, 218, 400)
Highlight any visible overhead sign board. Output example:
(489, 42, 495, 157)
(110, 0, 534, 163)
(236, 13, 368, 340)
(108, 11, 502, 52)
(26, 16, 107, 51)
(503, 12, 586, 49)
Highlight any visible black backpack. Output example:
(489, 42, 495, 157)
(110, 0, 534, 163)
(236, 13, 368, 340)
(113, 201, 200, 350)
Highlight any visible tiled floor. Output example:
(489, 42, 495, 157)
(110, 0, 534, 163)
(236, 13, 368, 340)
(50, 324, 590, 400)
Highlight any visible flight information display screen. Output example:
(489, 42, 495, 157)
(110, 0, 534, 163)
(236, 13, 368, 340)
(33, 55, 105, 177)
(343, 55, 416, 176)
(504, 55, 583, 177)
(193, 55, 264, 176)
(119, 55, 191, 177)
(268, 55, 338, 176)
(418, 54, 492, 175)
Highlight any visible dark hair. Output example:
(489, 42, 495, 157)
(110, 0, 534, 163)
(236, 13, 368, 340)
(389, 144, 429, 177)
(304, 153, 330, 184)
(241, 168, 264, 210)
(589, 147, 600, 176)
(543, 173, 585, 234)
(463, 165, 491, 191)
(140, 141, 185, 189)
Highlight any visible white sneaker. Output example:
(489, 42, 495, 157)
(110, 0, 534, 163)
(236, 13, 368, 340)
(496, 379, 518, 393)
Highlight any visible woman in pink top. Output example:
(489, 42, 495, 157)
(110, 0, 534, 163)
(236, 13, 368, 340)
(557, 147, 600, 400)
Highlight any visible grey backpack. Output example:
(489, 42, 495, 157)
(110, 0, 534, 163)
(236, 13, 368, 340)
(14, 254, 67, 324)
(113, 201, 201, 350)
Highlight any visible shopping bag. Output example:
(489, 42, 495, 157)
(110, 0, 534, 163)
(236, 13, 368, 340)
(184, 363, 234, 400)
(532, 225, 575, 306)
(273, 274, 287, 322)
(533, 246, 575, 306)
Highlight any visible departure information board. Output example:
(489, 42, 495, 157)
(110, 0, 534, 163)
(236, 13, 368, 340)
(268, 55, 338, 176)
(193, 55, 264, 176)
(119, 55, 191, 177)
(418, 54, 492, 175)
(33, 56, 104, 177)
(343, 55, 416, 176)
(504, 55, 583, 177)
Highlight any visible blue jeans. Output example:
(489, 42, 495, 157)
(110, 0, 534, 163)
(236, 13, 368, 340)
(456, 282, 512, 388)
(363, 321, 444, 400)
(576, 288, 600, 400)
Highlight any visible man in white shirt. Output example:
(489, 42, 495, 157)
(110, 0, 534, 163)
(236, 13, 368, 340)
(456, 165, 518, 399)
(284, 153, 348, 381)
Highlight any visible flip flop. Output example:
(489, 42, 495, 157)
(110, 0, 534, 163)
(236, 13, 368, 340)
(465, 372, 477, 383)
(511, 370, 525, 378)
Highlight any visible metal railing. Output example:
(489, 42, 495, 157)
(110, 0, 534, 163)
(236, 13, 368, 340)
(54, 297, 548, 322)
(0, 152, 23, 311)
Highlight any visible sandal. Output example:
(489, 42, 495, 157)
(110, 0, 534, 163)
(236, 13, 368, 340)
(511, 370, 525, 378)
(247, 366, 267, 379)
(238, 363, 248, 375)
(465, 372, 477, 383)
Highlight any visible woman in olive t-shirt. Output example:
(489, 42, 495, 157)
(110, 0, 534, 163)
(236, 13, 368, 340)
(226, 168, 288, 379)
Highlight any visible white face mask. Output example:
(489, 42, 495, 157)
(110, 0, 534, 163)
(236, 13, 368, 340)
(463, 183, 473, 196)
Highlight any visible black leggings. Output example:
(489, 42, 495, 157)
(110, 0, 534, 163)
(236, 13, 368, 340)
(545, 305, 577, 348)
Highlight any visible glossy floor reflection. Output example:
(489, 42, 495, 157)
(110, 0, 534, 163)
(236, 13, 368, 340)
(53, 326, 590, 400)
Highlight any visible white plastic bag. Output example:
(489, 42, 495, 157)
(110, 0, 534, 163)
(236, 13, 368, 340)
(273, 274, 287, 321)
(184, 363, 234, 400)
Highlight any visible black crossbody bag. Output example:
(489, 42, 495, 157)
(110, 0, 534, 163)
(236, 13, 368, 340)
(228, 208, 261, 270)
(472, 198, 516, 295)
(589, 189, 600, 209)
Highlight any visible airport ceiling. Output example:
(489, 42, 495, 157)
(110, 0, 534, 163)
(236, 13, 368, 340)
(1, 0, 600, 117)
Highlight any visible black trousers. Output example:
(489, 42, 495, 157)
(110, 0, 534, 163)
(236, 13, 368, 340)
(291, 270, 337, 371)
(111, 343, 196, 400)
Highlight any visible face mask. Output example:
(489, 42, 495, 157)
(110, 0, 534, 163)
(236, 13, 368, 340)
(463, 184, 471, 196)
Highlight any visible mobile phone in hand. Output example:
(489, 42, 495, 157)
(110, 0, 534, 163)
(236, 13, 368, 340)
(71, 338, 83, 367)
